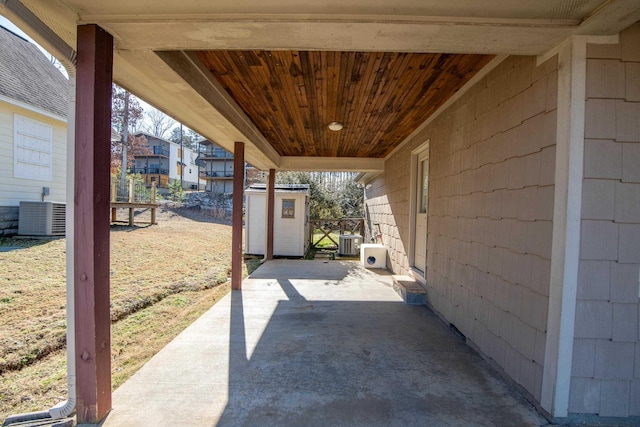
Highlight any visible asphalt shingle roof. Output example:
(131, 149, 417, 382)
(0, 25, 68, 118)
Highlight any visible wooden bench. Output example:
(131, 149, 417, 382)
(110, 202, 159, 225)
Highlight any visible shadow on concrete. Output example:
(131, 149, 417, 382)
(216, 265, 545, 426)
(101, 260, 546, 427)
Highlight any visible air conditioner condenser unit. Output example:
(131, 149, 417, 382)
(338, 234, 363, 257)
(18, 201, 66, 236)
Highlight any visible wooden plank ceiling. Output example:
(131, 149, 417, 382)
(196, 51, 494, 158)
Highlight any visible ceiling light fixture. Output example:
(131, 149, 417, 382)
(328, 121, 344, 131)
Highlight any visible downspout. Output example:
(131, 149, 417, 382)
(48, 73, 77, 420)
(0, 3, 78, 423)
(262, 172, 269, 263)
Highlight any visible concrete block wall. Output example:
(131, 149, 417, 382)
(363, 54, 558, 402)
(0, 206, 18, 235)
(569, 24, 640, 418)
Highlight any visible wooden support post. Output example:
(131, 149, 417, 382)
(266, 168, 275, 260)
(128, 178, 134, 225)
(128, 177, 134, 202)
(151, 182, 157, 225)
(74, 24, 113, 424)
(110, 180, 117, 222)
(231, 142, 244, 290)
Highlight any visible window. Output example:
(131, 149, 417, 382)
(419, 157, 429, 213)
(14, 114, 53, 181)
(282, 199, 295, 218)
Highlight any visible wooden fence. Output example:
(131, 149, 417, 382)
(110, 177, 159, 225)
(309, 218, 365, 250)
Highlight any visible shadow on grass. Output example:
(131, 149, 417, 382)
(110, 222, 154, 232)
(112, 204, 232, 227)
(109, 204, 232, 232)
(0, 236, 61, 250)
(162, 206, 232, 225)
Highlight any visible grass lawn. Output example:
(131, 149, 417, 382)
(0, 207, 257, 419)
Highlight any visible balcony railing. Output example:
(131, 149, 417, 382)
(152, 146, 170, 156)
(198, 153, 233, 160)
(130, 167, 169, 175)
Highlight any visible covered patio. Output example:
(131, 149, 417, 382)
(101, 260, 546, 426)
(1, 0, 639, 424)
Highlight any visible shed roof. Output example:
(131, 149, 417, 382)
(247, 184, 310, 194)
(0, 26, 68, 118)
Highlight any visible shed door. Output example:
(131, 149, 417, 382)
(247, 194, 265, 254)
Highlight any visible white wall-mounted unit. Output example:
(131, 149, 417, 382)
(361, 243, 387, 269)
(245, 184, 310, 257)
(338, 235, 363, 256)
(18, 201, 66, 236)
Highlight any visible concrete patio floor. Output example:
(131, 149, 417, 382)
(99, 260, 549, 427)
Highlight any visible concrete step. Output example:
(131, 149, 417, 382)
(392, 275, 426, 305)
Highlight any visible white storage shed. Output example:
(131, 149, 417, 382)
(245, 184, 310, 257)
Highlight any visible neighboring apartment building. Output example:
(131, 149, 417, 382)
(0, 25, 68, 235)
(197, 138, 264, 193)
(131, 133, 200, 190)
(197, 138, 234, 193)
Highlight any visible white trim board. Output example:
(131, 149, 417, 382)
(408, 141, 430, 277)
(541, 35, 587, 418)
(0, 94, 67, 123)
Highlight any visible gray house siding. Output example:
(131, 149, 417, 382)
(569, 25, 640, 418)
(364, 54, 558, 402)
(364, 24, 640, 421)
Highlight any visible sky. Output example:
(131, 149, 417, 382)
(0, 15, 48, 55)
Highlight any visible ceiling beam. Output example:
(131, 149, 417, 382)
(278, 156, 384, 172)
(154, 50, 281, 170)
(99, 19, 575, 56)
(574, 0, 640, 36)
(110, 50, 274, 170)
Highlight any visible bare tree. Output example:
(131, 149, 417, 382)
(142, 108, 176, 139)
(48, 54, 67, 77)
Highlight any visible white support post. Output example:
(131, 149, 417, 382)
(541, 36, 587, 418)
